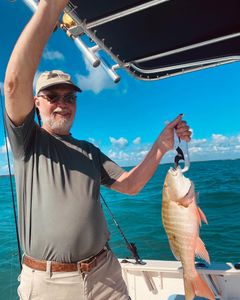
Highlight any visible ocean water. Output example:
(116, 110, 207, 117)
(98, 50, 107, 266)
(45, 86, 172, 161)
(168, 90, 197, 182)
(0, 159, 239, 299)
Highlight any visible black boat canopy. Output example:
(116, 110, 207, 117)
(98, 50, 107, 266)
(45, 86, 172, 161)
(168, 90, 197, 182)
(62, 0, 240, 81)
(11, 0, 226, 83)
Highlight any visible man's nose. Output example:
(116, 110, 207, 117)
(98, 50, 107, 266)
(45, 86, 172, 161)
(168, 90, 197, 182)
(57, 97, 68, 106)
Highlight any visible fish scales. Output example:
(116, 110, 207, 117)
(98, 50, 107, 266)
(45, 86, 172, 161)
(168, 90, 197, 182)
(162, 167, 215, 300)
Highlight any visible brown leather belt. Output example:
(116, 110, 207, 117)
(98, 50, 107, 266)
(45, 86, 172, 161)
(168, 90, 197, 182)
(23, 248, 108, 273)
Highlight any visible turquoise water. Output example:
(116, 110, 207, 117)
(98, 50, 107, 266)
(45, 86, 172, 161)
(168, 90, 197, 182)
(0, 159, 240, 299)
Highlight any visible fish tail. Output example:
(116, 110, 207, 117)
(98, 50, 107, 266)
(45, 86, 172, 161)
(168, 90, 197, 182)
(184, 271, 215, 300)
(183, 277, 195, 300)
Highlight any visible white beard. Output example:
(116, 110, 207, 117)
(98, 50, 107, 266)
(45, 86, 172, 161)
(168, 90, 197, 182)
(41, 114, 73, 135)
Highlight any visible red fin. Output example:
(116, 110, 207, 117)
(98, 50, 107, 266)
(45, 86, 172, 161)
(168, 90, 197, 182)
(193, 273, 215, 300)
(184, 272, 215, 300)
(195, 237, 210, 264)
(198, 206, 208, 224)
(195, 207, 202, 226)
(183, 276, 195, 300)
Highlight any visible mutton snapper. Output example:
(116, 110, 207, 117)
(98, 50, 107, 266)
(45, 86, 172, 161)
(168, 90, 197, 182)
(162, 166, 215, 300)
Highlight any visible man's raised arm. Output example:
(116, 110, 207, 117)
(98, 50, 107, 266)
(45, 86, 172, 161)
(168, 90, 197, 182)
(4, 0, 69, 125)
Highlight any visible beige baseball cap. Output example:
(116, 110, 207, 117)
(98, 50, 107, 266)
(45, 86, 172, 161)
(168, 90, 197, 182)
(36, 70, 81, 94)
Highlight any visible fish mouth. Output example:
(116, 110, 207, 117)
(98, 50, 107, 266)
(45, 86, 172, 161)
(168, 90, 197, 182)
(179, 179, 193, 199)
(182, 181, 193, 197)
(169, 166, 181, 176)
(167, 166, 192, 199)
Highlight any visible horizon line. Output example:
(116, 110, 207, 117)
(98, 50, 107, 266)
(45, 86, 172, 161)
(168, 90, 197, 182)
(0, 157, 239, 178)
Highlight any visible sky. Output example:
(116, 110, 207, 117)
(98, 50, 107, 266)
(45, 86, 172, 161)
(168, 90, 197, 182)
(0, 1, 240, 175)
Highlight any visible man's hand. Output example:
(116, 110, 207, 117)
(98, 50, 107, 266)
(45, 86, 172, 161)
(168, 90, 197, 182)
(111, 114, 192, 195)
(5, 0, 70, 125)
(157, 114, 192, 154)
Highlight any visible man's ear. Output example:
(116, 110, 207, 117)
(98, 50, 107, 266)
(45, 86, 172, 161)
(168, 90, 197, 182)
(34, 96, 40, 107)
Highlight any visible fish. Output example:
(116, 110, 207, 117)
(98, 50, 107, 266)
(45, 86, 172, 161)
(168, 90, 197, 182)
(162, 166, 215, 300)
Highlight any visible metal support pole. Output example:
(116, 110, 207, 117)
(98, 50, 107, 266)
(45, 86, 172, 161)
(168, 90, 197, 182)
(74, 37, 100, 67)
(100, 58, 120, 83)
(91, 45, 101, 53)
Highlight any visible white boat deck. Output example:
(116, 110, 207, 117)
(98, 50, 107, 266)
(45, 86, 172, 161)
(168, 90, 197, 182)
(120, 259, 240, 300)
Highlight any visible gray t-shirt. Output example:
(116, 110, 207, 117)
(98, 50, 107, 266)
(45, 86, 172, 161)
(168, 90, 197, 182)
(5, 109, 124, 262)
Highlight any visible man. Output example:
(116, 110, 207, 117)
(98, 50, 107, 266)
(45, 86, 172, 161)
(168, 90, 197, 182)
(4, 1, 191, 300)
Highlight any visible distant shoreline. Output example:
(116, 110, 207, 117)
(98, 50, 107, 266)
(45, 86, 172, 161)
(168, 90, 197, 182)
(1, 157, 239, 178)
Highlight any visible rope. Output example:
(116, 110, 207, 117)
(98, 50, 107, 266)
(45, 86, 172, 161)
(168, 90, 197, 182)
(0, 88, 22, 270)
(100, 192, 144, 264)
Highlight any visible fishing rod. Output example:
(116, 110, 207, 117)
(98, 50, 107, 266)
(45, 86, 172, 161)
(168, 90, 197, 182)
(100, 193, 145, 265)
(0, 88, 22, 270)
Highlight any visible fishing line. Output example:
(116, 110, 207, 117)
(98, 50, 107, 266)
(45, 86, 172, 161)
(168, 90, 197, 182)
(100, 192, 144, 264)
(0, 87, 22, 270)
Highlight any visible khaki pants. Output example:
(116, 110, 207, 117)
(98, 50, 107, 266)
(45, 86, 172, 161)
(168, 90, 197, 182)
(17, 250, 130, 300)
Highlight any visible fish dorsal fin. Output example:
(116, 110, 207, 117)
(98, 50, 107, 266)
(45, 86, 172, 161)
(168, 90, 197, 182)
(195, 237, 210, 264)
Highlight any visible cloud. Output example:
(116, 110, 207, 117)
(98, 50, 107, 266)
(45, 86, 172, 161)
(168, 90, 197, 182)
(105, 132, 240, 166)
(76, 56, 116, 94)
(0, 145, 5, 154)
(187, 133, 240, 161)
(136, 150, 148, 158)
(0, 138, 13, 175)
(88, 138, 101, 147)
(33, 70, 42, 92)
(212, 145, 229, 152)
(0, 163, 14, 176)
(43, 49, 65, 61)
(107, 143, 152, 166)
(212, 134, 228, 144)
(0, 138, 11, 154)
(132, 137, 141, 145)
(108, 149, 130, 161)
(109, 137, 128, 148)
(190, 138, 207, 146)
(189, 146, 203, 153)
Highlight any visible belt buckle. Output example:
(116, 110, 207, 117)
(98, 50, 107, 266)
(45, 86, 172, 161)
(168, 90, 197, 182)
(78, 256, 97, 273)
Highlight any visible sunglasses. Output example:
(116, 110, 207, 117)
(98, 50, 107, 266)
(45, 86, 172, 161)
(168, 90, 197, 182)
(37, 92, 77, 104)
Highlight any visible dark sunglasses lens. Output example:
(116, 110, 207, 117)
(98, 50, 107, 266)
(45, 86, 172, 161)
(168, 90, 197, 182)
(39, 93, 76, 103)
(64, 94, 76, 103)
(47, 94, 59, 103)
